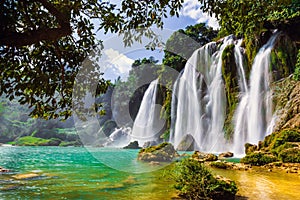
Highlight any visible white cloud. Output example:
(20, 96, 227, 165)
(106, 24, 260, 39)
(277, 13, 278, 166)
(181, 0, 219, 30)
(102, 48, 134, 81)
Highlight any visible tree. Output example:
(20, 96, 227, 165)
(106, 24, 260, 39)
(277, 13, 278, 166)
(0, 0, 184, 119)
(162, 23, 218, 72)
(198, 0, 298, 37)
(112, 57, 160, 126)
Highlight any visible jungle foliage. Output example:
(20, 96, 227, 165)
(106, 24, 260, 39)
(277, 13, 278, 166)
(0, 0, 184, 119)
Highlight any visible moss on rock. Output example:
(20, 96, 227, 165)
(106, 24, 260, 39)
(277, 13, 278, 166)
(138, 142, 179, 162)
(242, 129, 300, 164)
(221, 44, 240, 139)
(270, 34, 297, 81)
(241, 152, 278, 166)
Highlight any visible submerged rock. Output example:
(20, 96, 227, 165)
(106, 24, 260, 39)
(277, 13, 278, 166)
(0, 166, 9, 173)
(176, 134, 195, 151)
(123, 141, 141, 149)
(12, 173, 41, 180)
(137, 142, 179, 162)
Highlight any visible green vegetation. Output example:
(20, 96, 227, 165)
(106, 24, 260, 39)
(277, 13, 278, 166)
(59, 141, 82, 147)
(279, 148, 300, 163)
(0, 96, 81, 145)
(241, 152, 278, 166)
(242, 129, 300, 164)
(294, 49, 300, 81)
(199, 0, 298, 37)
(173, 158, 238, 200)
(9, 136, 56, 146)
(139, 142, 169, 153)
(162, 23, 218, 72)
(0, 0, 184, 119)
(221, 44, 240, 139)
(210, 161, 228, 169)
(138, 142, 178, 162)
(200, 0, 299, 65)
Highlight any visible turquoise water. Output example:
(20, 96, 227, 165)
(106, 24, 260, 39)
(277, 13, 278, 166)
(0, 147, 176, 200)
(1, 147, 300, 200)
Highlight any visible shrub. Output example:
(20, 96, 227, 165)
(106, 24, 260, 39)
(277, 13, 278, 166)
(279, 148, 300, 163)
(272, 129, 300, 149)
(210, 161, 228, 169)
(240, 152, 278, 166)
(173, 158, 237, 200)
(139, 142, 169, 153)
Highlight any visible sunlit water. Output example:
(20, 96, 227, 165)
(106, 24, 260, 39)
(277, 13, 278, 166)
(0, 147, 175, 200)
(0, 147, 299, 199)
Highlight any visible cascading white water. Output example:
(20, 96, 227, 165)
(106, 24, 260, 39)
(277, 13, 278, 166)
(233, 33, 279, 155)
(234, 39, 248, 94)
(107, 127, 132, 147)
(170, 36, 237, 152)
(131, 79, 165, 145)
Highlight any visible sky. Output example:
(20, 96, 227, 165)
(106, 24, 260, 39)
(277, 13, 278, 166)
(95, 0, 219, 82)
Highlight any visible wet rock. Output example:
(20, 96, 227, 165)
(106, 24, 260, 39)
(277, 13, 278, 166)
(219, 152, 234, 159)
(176, 134, 195, 151)
(192, 151, 218, 161)
(123, 141, 141, 149)
(138, 143, 179, 162)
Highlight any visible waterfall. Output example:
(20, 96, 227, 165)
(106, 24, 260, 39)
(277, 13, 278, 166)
(131, 79, 165, 145)
(233, 33, 279, 155)
(170, 36, 237, 152)
(234, 39, 248, 94)
(107, 127, 132, 147)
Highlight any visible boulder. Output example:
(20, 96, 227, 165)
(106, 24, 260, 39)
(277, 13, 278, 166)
(138, 142, 179, 162)
(192, 151, 218, 161)
(176, 134, 195, 151)
(245, 143, 257, 154)
(219, 152, 234, 159)
(123, 141, 141, 149)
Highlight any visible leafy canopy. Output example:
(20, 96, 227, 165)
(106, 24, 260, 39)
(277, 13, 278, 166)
(199, 0, 298, 37)
(0, 0, 183, 120)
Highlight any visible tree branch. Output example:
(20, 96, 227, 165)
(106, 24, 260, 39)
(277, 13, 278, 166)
(36, 0, 70, 24)
(0, 0, 72, 47)
(0, 27, 72, 47)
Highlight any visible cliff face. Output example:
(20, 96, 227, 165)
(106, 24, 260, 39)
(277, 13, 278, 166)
(221, 33, 298, 139)
(273, 78, 300, 132)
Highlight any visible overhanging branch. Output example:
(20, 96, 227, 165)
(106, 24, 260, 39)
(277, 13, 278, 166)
(0, 0, 72, 47)
(0, 26, 72, 47)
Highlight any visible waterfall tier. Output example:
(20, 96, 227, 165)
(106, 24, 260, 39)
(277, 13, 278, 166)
(233, 33, 279, 155)
(131, 79, 165, 145)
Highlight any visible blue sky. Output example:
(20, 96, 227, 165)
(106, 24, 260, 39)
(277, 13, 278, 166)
(95, 0, 219, 82)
